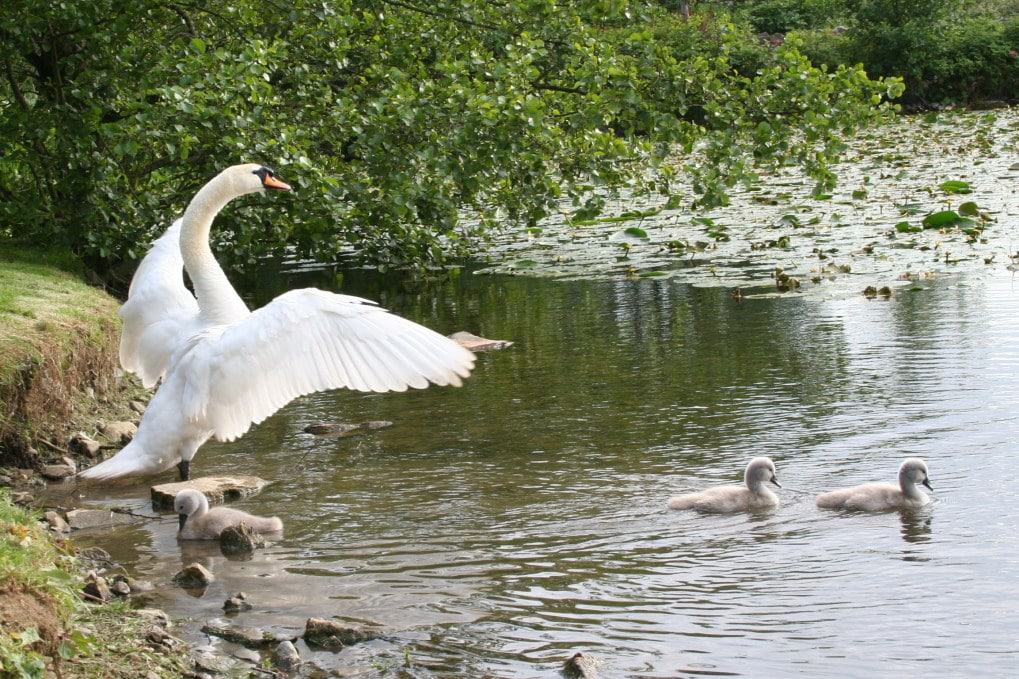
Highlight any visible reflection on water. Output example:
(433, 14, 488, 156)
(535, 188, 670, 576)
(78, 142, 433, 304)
(76, 266, 1019, 677)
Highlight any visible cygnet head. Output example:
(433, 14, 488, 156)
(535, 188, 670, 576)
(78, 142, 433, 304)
(218, 163, 292, 197)
(899, 457, 932, 491)
(173, 489, 209, 531)
(745, 456, 781, 489)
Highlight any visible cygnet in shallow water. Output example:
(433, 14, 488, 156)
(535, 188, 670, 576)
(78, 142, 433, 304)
(173, 489, 283, 540)
(667, 457, 781, 513)
(816, 457, 933, 511)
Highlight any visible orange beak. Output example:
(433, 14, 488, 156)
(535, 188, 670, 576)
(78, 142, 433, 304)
(262, 175, 292, 191)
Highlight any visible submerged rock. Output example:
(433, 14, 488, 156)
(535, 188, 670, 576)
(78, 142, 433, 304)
(223, 592, 253, 614)
(562, 652, 602, 678)
(173, 563, 214, 588)
(273, 640, 302, 675)
(220, 523, 266, 555)
(40, 464, 75, 480)
(448, 330, 514, 352)
(151, 476, 270, 511)
(65, 508, 137, 530)
(303, 420, 394, 437)
(192, 651, 235, 675)
(302, 618, 380, 650)
(201, 621, 283, 649)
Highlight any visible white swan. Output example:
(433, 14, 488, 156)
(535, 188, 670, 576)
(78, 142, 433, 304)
(667, 457, 781, 513)
(816, 458, 932, 511)
(118, 165, 289, 387)
(81, 164, 475, 481)
(174, 489, 282, 540)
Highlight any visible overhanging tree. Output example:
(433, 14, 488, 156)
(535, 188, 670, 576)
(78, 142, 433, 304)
(0, 0, 902, 275)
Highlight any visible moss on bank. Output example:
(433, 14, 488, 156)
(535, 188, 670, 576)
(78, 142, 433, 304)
(0, 250, 142, 468)
(0, 490, 188, 678)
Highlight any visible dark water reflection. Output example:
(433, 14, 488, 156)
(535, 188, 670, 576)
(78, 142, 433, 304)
(80, 266, 1019, 677)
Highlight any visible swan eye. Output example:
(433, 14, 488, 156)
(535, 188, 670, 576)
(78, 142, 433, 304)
(253, 166, 276, 182)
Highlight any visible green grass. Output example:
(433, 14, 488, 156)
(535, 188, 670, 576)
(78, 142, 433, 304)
(0, 490, 188, 678)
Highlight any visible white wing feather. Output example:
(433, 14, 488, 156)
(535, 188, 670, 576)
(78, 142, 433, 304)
(118, 220, 199, 386)
(176, 289, 475, 441)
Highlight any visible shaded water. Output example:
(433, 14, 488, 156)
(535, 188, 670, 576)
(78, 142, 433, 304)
(76, 263, 1019, 677)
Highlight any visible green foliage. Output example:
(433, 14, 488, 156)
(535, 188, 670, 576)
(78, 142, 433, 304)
(745, 0, 847, 33)
(797, 0, 1019, 104)
(0, 0, 900, 274)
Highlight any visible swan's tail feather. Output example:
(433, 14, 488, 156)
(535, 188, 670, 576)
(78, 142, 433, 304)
(77, 442, 154, 481)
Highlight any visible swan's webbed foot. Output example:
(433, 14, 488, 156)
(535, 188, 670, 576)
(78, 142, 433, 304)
(177, 460, 191, 481)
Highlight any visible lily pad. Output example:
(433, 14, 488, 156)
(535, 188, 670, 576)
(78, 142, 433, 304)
(922, 210, 963, 229)
(958, 201, 980, 216)
(939, 180, 972, 194)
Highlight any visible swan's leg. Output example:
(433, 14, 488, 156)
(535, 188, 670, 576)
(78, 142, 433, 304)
(177, 460, 190, 481)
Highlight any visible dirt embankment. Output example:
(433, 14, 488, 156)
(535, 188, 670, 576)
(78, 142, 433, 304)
(0, 252, 143, 469)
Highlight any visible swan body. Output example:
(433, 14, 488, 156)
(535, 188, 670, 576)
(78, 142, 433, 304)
(816, 458, 932, 511)
(81, 165, 474, 481)
(668, 457, 781, 513)
(174, 489, 282, 540)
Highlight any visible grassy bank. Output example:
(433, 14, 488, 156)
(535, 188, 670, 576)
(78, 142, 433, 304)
(0, 250, 141, 468)
(0, 489, 188, 677)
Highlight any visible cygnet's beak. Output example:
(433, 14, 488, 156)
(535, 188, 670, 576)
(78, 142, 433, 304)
(178, 513, 188, 531)
(922, 478, 933, 491)
(771, 475, 782, 488)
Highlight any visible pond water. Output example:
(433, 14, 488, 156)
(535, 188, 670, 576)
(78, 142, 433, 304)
(75, 259, 1019, 677)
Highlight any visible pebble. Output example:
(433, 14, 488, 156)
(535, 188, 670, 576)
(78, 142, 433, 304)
(223, 592, 253, 613)
(273, 640, 302, 675)
(100, 420, 138, 443)
(83, 577, 111, 603)
(173, 563, 214, 588)
(68, 432, 101, 458)
(43, 510, 69, 533)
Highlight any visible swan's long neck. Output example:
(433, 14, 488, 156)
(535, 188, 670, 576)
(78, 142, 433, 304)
(180, 178, 251, 324)
(898, 468, 923, 499)
(745, 472, 771, 497)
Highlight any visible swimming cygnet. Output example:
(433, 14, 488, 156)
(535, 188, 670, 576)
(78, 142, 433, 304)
(667, 457, 781, 513)
(815, 457, 933, 511)
(173, 489, 283, 540)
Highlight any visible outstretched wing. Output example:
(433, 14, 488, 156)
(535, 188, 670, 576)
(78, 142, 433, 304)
(119, 220, 200, 386)
(177, 288, 475, 441)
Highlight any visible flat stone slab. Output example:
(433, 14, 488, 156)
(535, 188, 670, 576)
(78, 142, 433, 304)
(65, 508, 138, 530)
(151, 476, 270, 511)
(201, 620, 293, 649)
(302, 618, 381, 650)
(448, 331, 513, 352)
